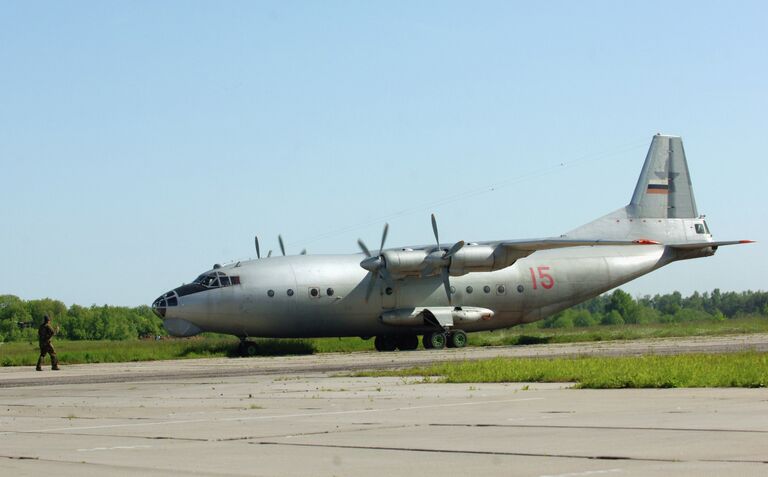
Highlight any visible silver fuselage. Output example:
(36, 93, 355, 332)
(158, 243, 679, 338)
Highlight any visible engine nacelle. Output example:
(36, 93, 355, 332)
(381, 249, 429, 278)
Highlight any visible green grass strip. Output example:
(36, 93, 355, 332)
(354, 352, 768, 388)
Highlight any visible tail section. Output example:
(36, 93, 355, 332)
(564, 133, 753, 261)
(565, 134, 708, 244)
(627, 134, 698, 219)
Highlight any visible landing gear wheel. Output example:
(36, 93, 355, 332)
(449, 330, 468, 348)
(374, 335, 397, 352)
(239, 340, 258, 357)
(424, 332, 446, 350)
(395, 334, 419, 351)
(422, 334, 433, 349)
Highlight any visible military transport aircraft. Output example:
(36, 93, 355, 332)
(152, 135, 753, 355)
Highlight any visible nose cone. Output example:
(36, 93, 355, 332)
(151, 290, 179, 318)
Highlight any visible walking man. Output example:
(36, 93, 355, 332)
(37, 315, 60, 371)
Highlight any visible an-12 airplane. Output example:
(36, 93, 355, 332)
(152, 135, 753, 355)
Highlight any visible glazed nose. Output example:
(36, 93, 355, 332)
(151, 291, 179, 318)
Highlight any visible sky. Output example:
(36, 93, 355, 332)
(1, 1, 765, 306)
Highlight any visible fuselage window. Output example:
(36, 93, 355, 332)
(219, 276, 231, 287)
(466, 286, 473, 294)
(310, 288, 319, 298)
(231, 276, 241, 285)
(326, 288, 334, 296)
(695, 223, 706, 234)
(483, 285, 491, 294)
(287, 289, 294, 296)
(497, 284, 506, 294)
(267, 290, 275, 297)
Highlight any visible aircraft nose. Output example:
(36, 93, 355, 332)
(151, 291, 179, 318)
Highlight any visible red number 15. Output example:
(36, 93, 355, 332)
(529, 266, 554, 290)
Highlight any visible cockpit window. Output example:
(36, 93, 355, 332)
(193, 271, 241, 289)
(695, 223, 706, 234)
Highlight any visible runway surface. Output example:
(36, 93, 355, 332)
(1, 334, 767, 476)
(2, 333, 768, 388)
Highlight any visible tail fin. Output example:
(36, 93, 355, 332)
(565, 134, 707, 243)
(627, 134, 698, 219)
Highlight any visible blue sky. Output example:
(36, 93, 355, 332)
(1, 1, 765, 306)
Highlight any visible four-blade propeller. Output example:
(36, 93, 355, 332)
(255, 234, 306, 258)
(429, 213, 465, 304)
(357, 223, 390, 303)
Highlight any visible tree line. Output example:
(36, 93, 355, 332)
(0, 296, 163, 342)
(1, 289, 767, 342)
(538, 289, 768, 329)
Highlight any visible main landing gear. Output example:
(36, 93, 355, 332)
(373, 330, 468, 352)
(238, 338, 258, 357)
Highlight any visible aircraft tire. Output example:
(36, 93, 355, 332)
(240, 341, 258, 357)
(449, 330, 468, 348)
(422, 334, 433, 349)
(374, 335, 397, 352)
(395, 334, 419, 351)
(425, 332, 446, 350)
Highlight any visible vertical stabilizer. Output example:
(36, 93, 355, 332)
(627, 134, 698, 219)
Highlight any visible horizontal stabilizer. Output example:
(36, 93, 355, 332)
(669, 240, 755, 250)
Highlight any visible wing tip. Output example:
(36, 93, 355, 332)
(739, 240, 756, 244)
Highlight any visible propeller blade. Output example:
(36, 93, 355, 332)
(444, 240, 465, 259)
(267, 250, 272, 257)
(364, 272, 378, 303)
(431, 213, 440, 248)
(300, 249, 307, 255)
(380, 266, 392, 286)
(357, 239, 372, 257)
(254, 236, 261, 259)
(278, 235, 286, 256)
(441, 268, 452, 304)
(378, 223, 389, 255)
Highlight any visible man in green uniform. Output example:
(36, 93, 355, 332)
(37, 315, 60, 371)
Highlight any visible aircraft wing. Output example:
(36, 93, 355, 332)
(668, 240, 755, 250)
(500, 238, 660, 252)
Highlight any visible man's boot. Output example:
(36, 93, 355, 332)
(51, 356, 60, 371)
(36, 356, 43, 371)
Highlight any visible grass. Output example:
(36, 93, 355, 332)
(0, 337, 314, 367)
(1, 316, 766, 367)
(470, 316, 768, 347)
(353, 352, 768, 388)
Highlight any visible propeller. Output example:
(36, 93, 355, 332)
(429, 213, 465, 304)
(357, 223, 389, 303)
(254, 236, 261, 259)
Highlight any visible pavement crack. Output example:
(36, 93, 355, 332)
(430, 423, 768, 434)
(252, 441, 681, 463)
